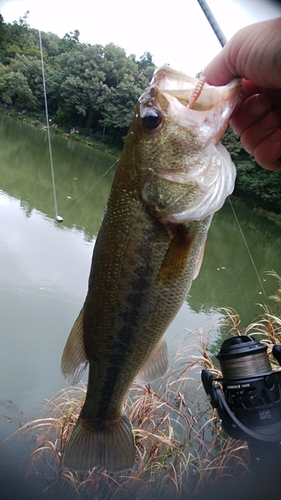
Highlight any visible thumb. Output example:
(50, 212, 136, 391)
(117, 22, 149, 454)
(203, 19, 281, 88)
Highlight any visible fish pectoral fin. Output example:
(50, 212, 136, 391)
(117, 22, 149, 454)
(135, 338, 168, 384)
(61, 306, 89, 385)
(193, 238, 206, 280)
(63, 415, 135, 472)
(157, 226, 195, 286)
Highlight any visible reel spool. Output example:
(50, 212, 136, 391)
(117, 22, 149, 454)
(202, 335, 281, 446)
(216, 336, 281, 431)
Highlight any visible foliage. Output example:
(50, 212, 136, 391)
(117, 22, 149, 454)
(267, 270, 281, 316)
(0, 13, 280, 211)
(222, 127, 281, 214)
(1, 70, 38, 108)
(0, 13, 155, 146)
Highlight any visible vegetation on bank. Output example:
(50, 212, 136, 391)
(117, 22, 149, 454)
(0, 12, 155, 148)
(7, 276, 281, 498)
(1, 106, 122, 156)
(6, 313, 249, 500)
(0, 12, 280, 215)
(222, 128, 281, 217)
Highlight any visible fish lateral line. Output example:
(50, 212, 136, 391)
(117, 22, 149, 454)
(61, 65, 241, 472)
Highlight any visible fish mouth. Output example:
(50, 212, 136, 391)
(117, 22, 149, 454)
(152, 65, 240, 108)
(149, 65, 241, 137)
(138, 66, 241, 223)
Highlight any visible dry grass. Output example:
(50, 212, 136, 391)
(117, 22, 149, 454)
(6, 279, 281, 499)
(4, 327, 247, 499)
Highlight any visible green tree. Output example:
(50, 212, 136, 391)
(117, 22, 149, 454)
(98, 43, 137, 88)
(58, 30, 80, 52)
(1, 70, 37, 108)
(1, 12, 39, 64)
(137, 51, 154, 70)
(222, 127, 281, 212)
(39, 31, 60, 57)
(18, 11, 30, 27)
(0, 14, 8, 55)
(51, 44, 105, 127)
(98, 74, 143, 139)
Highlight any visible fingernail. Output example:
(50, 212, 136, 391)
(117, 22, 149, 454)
(248, 95, 271, 116)
(260, 112, 279, 131)
(243, 144, 253, 155)
(229, 119, 239, 135)
(240, 136, 253, 155)
(269, 128, 281, 144)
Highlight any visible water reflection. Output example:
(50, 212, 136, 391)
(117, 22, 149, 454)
(190, 200, 281, 328)
(1, 115, 281, 498)
(0, 115, 116, 238)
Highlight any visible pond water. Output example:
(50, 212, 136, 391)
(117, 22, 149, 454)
(0, 115, 281, 499)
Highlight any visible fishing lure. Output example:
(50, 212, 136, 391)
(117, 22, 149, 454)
(187, 76, 206, 109)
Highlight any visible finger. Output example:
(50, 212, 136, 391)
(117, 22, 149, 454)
(230, 93, 272, 135)
(252, 129, 281, 171)
(203, 19, 281, 88)
(239, 79, 260, 100)
(203, 49, 235, 86)
(240, 109, 281, 157)
(229, 80, 256, 119)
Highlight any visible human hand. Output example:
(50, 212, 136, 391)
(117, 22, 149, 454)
(203, 18, 281, 171)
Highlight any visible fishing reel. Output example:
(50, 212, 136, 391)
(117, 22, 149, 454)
(202, 335, 281, 468)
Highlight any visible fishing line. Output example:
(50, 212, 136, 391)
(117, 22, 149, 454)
(218, 349, 272, 379)
(39, 30, 63, 223)
(39, 32, 118, 223)
(62, 158, 119, 219)
(197, 0, 270, 307)
(227, 198, 269, 306)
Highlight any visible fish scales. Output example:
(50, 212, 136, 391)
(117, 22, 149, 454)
(61, 65, 241, 472)
(82, 167, 209, 417)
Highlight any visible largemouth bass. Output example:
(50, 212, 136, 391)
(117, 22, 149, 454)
(61, 66, 240, 472)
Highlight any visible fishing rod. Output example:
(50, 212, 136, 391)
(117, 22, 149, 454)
(197, 0, 227, 47)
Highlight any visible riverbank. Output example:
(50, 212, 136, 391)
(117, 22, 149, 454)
(231, 193, 281, 228)
(1, 108, 122, 157)
(2, 107, 281, 229)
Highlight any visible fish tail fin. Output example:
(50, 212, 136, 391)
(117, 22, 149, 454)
(63, 415, 135, 472)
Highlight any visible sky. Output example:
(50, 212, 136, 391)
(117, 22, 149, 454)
(0, 0, 280, 76)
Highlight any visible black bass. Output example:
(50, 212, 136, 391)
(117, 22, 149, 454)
(61, 66, 240, 472)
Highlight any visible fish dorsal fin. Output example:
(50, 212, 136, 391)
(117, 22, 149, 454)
(157, 227, 195, 286)
(193, 238, 206, 280)
(135, 338, 168, 384)
(61, 306, 89, 385)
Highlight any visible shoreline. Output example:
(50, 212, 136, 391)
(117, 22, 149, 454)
(2, 108, 281, 228)
(1, 108, 121, 157)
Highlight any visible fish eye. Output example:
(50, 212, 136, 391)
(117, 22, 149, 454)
(141, 109, 162, 131)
